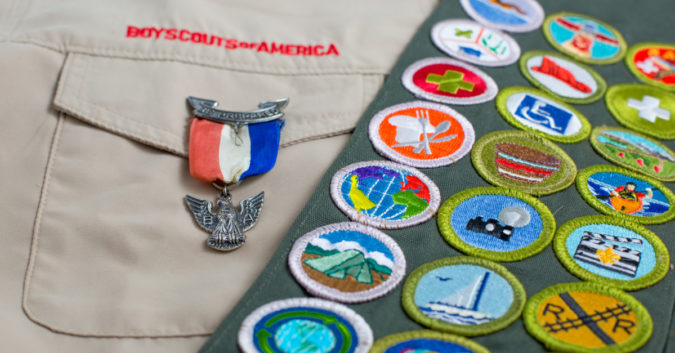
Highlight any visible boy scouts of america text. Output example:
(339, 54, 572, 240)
(126, 26, 340, 57)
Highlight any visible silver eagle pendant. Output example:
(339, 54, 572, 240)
(185, 189, 264, 251)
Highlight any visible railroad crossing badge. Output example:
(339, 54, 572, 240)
(524, 282, 652, 353)
(625, 42, 675, 92)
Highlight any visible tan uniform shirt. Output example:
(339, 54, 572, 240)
(0, 0, 436, 351)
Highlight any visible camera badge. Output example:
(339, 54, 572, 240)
(437, 187, 555, 262)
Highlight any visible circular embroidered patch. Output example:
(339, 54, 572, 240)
(401, 57, 498, 105)
(288, 222, 406, 303)
(368, 101, 475, 168)
(430, 19, 521, 67)
(401, 256, 526, 336)
(438, 187, 555, 262)
(625, 42, 675, 92)
(370, 330, 489, 353)
(496, 87, 591, 143)
(238, 297, 373, 353)
(542, 12, 627, 65)
(472, 130, 577, 195)
(605, 83, 675, 140)
(553, 215, 669, 291)
(459, 0, 544, 33)
(576, 165, 675, 224)
(590, 126, 675, 182)
(524, 282, 653, 353)
(330, 161, 441, 229)
(519, 50, 607, 104)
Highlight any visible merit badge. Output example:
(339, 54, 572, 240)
(576, 165, 675, 225)
(370, 330, 489, 353)
(438, 187, 555, 262)
(430, 19, 521, 67)
(625, 42, 675, 92)
(496, 87, 591, 143)
(184, 96, 288, 251)
(553, 215, 669, 291)
(238, 297, 373, 353)
(524, 282, 653, 353)
(519, 50, 607, 104)
(401, 57, 498, 105)
(590, 126, 675, 182)
(330, 161, 441, 229)
(472, 130, 577, 195)
(401, 256, 526, 336)
(368, 101, 475, 168)
(288, 222, 406, 303)
(459, 0, 544, 33)
(605, 83, 675, 140)
(542, 12, 627, 65)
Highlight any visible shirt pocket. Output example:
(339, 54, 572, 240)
(22, 52, 383, 337)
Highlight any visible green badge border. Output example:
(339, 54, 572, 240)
(472, 130, 578, 196)
(370, 330, 490, 353)
(605, 83, 675, 140)
(401, 256, 526, 336)
(523, 282, 653, 353)
(496, 86, 591, 143)
(553, 215, 670, 291)
(625, 42, 675, 92)
(438, 187, 556, 262)
(576, 164, 675, 224)
(542, 12, 627, 65)
(519, 50, 607, 104)
(590, 126, 675, 182)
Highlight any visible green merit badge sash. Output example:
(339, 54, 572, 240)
(200, 0, 675, 351)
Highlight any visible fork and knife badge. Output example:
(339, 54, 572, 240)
(390, 109, 457, 155)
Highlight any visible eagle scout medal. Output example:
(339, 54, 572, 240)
(369, 101, 475, 168)
(238, 297, 373, 353)
(605, 84, 675, 140)
(576, 165, 675, 225)
(625, 42, 675, 92)
(370, 330, 489, 353)
(184, 96, 288, 251)
(553, 215, 669, 291)
(288, 222, 406, 303)
(459, 0, 545, 33)
(431, 19, 521, 67)
(402, 256, 526, 336)
(542, 12, 627, 65)
(401, 57, 498, 105)
(524, 282, 652, 353)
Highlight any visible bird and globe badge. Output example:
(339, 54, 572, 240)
(330, 161, 441, 229)
(368, 101, 475, 168)
(437, 187, 556, 262)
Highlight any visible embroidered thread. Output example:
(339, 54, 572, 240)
(605, 84, 675, 140)
(523, 282, 653, 353)
(472, 130, 577, 195)
(288, 222, 406, 303)
(590, 126, 675, 182)
(576, 165, 675, 225)
(431, 19, 521, 67)
(542, 12, 626, 65)
(438, 187, 555, 262)
(625, 42, 675, 92)
(401, 256, 526, 336)
(553, 215, 669, 291)
(368, 101, 476, 168)
(401, 57, 498, 105)
(370, 330, 490, 353)
(238, 297, 373, 353)
(496, 87, 591, 143)
(459, 0, 545, 33)
(330, 161, 441, 229)
(519, 50, 607, 104)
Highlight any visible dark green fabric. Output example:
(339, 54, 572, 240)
(200, 0, 675, 351)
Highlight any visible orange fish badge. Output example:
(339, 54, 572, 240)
(369, 101, 475, 168)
